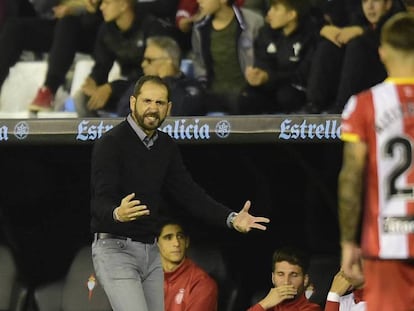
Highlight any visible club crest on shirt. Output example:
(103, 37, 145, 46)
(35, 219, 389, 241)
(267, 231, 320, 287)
(135, 39, 144, 48)
(266, 42, 277, 53)
(289, 42, 302, 62)
(175, 288, 185, 304)
(403, 85, 414, 97)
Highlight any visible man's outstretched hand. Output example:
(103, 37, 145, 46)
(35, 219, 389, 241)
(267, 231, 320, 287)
(232, 200, 270, 233)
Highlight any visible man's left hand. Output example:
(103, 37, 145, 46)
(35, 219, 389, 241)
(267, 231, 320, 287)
(232, 200, 270, 233)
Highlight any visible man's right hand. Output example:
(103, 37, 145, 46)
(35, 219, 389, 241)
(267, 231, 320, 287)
(114, 193, 150, 222)
(341, 242, 363, 281)
(330, 271, 352, 296)
(259, 285, 297, 309)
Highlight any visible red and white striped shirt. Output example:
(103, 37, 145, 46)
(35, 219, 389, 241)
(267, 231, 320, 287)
(341, 78, 414, 259)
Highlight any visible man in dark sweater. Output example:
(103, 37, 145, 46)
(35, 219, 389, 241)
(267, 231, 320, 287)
(90, 75, 270, 311)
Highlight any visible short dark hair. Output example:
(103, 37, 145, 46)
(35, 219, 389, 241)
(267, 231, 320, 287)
(270, 0, 311, 19)
(381, 11, 414, 52)
(272, 246, 310, 274)
(133, 75, 171, 101)
(157, 217, 188, 238)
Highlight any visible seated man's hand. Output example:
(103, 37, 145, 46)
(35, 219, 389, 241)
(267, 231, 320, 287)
(259, 285, 297, 309)
(87, 83, 112, 110)
(336, 26, 364, 45)
(53, 4, 74, 18)
(245, 66, 268, 86)
(320, 25, 342, 47)
(329, 271, 352, 296)
(82, 77, 98, 96)
(85, 0, 100, 13)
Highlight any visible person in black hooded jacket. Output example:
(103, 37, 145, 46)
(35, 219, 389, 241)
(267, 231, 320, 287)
(306, 0, 406, 113)
(238, 0, 319, 114)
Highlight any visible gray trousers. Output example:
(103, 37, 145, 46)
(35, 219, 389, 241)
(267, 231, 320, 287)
(92, 237, 164, 311)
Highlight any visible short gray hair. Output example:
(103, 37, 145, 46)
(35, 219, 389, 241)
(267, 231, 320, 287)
(146, 36, 182, 70)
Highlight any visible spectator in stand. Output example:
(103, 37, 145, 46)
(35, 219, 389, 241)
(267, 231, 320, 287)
(175, 0, 245, 33)
(116, 36, 207, 117)
(247, 246, 322, 311)
(175, 0, 266, 35)
(191, 0, 264, 115)
(72, 0, 178, 117)
(0, 0, 41, 30)
(28, 0, 102, 112)
(29, 0, 181, 112)
(158, 218, 218, 311)
(175, 0, 246, 54)
(324, 270, 365, 311)
(331, 0, 405, 113)
(305, 0, 361, 113)
(238, 0, 319, 114)
(306, 0, 404, 113)
(338, 12, 414, 311)
(0, 0, 88, 96)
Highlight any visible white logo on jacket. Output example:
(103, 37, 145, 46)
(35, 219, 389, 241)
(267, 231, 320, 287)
(175, 288, 185, 304)
(290, 42, 302, 61)
(266, 43, 277, 53)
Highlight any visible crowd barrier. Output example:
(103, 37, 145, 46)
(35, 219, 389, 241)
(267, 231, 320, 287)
(0, 114, 342, 145)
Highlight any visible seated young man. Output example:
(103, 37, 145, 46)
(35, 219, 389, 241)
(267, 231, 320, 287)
(306, 0, 404, 113)
(157, 219, 218, 311)
(238, 0, 319, 114)
(28, 0, 102, 112)
(191, 0, 264, 115)
(247, 246, 322, 311)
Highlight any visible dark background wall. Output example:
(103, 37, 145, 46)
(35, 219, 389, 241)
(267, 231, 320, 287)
(0, 141, 343, 309)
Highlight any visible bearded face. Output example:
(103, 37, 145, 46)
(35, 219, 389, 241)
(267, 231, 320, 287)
(129, 81, 171, 135)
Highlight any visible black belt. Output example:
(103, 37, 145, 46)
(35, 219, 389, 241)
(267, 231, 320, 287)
(95, 233, 154, 244)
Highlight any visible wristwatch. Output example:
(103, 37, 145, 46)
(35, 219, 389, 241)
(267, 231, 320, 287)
(226, 212, 238, 228)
